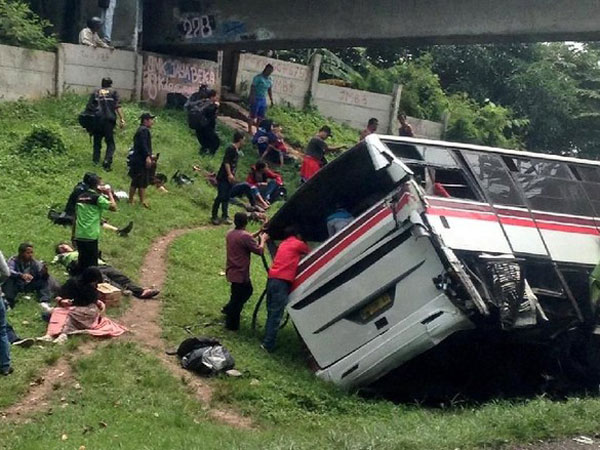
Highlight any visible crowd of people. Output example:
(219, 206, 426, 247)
(0, 56, 417, 376)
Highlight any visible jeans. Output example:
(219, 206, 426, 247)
(212, 179, 232, 219)
(259, 180, 279, 202)
(223, 281, 253, 330)
(100, 0, 116, 42)
(98, 265, 143, 297)
(262, 278, 291, 351)
(74, 239, 99, 273)
(230, 182, 255, 206)
(3, 277, 54, 308)
(92, 122, 116, 167)
(0, 298, 11, 371)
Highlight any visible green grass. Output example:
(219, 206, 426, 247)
(268, 104, 359, 149)
(0, 94, 294, 409)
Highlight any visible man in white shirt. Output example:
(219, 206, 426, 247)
(79, 17, 111, 48)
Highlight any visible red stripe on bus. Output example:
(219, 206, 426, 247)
(428, 207, 599, 235)
(291, 207, 392, 292)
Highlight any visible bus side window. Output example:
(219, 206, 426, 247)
(571, 165, 600, 216)
(506, 157, 594, 216)
(461, 151, 525, 206)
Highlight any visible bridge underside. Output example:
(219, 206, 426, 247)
(143, 0, 600, 53)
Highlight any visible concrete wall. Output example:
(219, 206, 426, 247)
(397, 117, 446, 140)
(0, 44, 55, 101)
(58, 44, 138, 100)
(142, 51, 221, 106)
(313, 83, 394, 132)
(235, 53, 311, 109)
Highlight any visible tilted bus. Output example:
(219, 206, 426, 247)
(266, 134, 600, 389)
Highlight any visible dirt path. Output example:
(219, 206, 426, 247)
(121, 228, 253, 429)
(2, 227, 253, 429)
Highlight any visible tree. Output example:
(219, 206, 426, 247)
(0, 0, 57, 51)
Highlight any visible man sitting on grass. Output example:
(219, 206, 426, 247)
(53, 243, 159, 299)
(2, 243, 58, 309)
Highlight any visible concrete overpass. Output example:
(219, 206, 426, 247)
(143, 0, 600, 53)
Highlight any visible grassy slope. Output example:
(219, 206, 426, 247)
(0, 94, 299, 409)
(1, 96, 600, 449)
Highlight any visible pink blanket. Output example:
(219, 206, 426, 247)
(46, 307, 128, 338)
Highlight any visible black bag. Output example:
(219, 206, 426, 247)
(176, 337, 221, 358)
(177, 336, 235, 376)
(166, 93, 188, 110)
(187, 110, 209, 130)
(186, 99, 211, 130)
(98, 0, 110, 8)
(78, 112, 99, 134)
(78, 89, 116, 134)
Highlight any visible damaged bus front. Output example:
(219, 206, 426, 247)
(266, 134, 600, 390)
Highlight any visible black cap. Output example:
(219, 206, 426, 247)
(140, 112, 156, 121)
(320, 125, 332, 137)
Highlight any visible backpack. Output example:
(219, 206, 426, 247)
(78, 89, 116, 134)
(177, 337, 235, 376)
(187, 99, 211, 130)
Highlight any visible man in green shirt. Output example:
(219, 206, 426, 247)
(247, 64, 274, 133)
(73, 173, 116, 272)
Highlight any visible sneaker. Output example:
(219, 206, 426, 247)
(260, 344, 273, 353)
(12, 338, 34, 348)
(39, 302, 52, 314)
(102, 164, 112, 172)
(1, 367, 14, 376)
(211, 217, 221, 225)
(118, 221, 134, 237)
(221, 217, 233, 225)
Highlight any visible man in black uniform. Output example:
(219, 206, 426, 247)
(86, 77, 125, 171)
(128, 113, 156, 208)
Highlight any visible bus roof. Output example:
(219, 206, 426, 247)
(377, 135, 600, 168)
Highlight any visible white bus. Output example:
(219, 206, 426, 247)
(266, 134, 600, 389)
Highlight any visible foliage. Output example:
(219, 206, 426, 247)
(268, 104, 359, 149)
(275, 48, 362, 82)
(426, 43, 600, 155)
(0, 0, 57, 51)
(446, 94, 526, 148)
(17, 123, 67, 155)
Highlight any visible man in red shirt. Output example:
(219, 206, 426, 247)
(223, 212, 267, 330)
(262, 225, 310, 352)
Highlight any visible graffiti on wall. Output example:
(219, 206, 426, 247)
(338, 88, 369, 107)
(174, 7, 273, 43)
(241, 54, 309, 81)
(178, 14, 216, 39)
(142, 54, 218, 104)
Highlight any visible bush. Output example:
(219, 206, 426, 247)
(18, 124, 67, 155)
(446, 94, 526, 148)
(0, 0, 57, 51)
